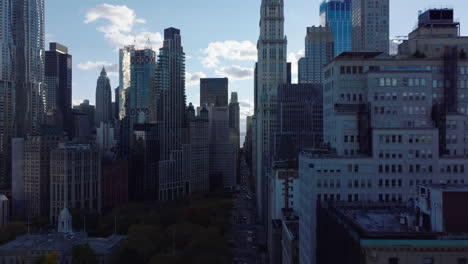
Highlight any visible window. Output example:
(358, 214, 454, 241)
(388, 257, 399, 264)
(423, 257, 434, 264)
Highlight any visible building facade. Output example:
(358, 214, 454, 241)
(95, 68, 113, 127)
(229, 92, 240, 183)
(299, 10, 468, 263)
(320, 0, 352, 56)
(45, 43, 72, 137)
(298, 26, 334, 84)
(24, 130, 64, 218)
(255, 0, 288, 222)
(155, 28, 191, 200)
(351, 0, 389, 54)
(119, 45, 135, 119)
(50, 144, 101, 223)
(200, 78, 229, 107)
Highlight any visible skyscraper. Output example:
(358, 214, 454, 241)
(352, 0, 389, 54)
(155, 27, 191, 200)
(1, 0, 45, 191)
(114, 87, 120, 120)
(200, 78, 228, 107)
(255, 0, 288, 221)
(119, 45, 135, 119)
(320, 0, 352, 56)
(45, 43, 72, 136)
(95, 67, 112, 127)
(13, 0, 46, 137)
(298, 26, 334, 84)
(128, 48, 156, 126)
(229, 92, 240, 183)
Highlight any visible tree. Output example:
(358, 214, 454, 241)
(36, 252, 59, 264)
(71, 244, 99, 264)
(0, 222, 27, 244)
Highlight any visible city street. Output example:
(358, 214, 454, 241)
(228, 155, 263, 264)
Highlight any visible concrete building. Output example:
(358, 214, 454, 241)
(320, 0, 352, 56)
(95, 68, 113, 127)
(255, 0, 288, 222)
(298, 9, 468, 263)
(200, 78, 228, 107)
(155, 28, 191, 200)
(187, 104, 210, 193)
(298, 26, 334, 84)
(244, 116, 253, 168)
(72, 109, 92, 142)
(45, 43, 72, 137)
(317, 201, 468, 264)
(50, 144, 101, 223)
(352, 0, 389, 54)
(24, 129, 65, 218)
(114, 87, 120, 120)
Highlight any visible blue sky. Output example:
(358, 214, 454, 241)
(45, 0, 468, 132)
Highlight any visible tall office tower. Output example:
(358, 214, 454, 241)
(114, 87, 120, 120)
(187, 104, 209, 193)
(45, 43, 72, 137)
(71, 109, 91, 142)
(229, 92, 240, 183)
(244, 116, 253, 168)
(352, 0, 389, 54)
(320, 0, 352, 56)
(24, 130, 64, 218)
(73, 100, 96, 132)
(50, 144, 101, 224)
(298, 9, 468, 264)
(274, 84, 323, 160)
(95, 67, 113, 127)
(200, 78, 228, 107)
(206, 105, 237, 189)
(155, 28, 191, 200)
(130, 123, 159, 201)
(298, 26, 334, 84)
(255, 0, 288, 221)
(13, 0, 46, 137)
(119, 45, 135, 119)
(128, 48, 156, 127)
(0, 0, 15, 192)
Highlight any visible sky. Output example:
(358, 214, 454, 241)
(45, 0, 468, 133)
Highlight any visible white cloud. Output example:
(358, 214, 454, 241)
(186, 72, 207, 86)
(84, 4, 163, 50)
(202, 40, 257, 68)
(77, 61, 118, 77)
(239, 99, 254, 119)
(72, 99, 85, 106)
(215, 65, 254, 80)
(287, 49, 305, 75)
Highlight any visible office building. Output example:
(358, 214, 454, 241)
(200, 78, 229, 107)
(229, 92, 240, 183)
(72, 109, 92, 142)
(24, 129, 64, 218)
(155, 28, 191, 200)
(298, 9, 468, 263)
(96, 122, 116, 157)
(119, 45, 135, 119)
(244, 116, 253, 168)
(187, 104, 210, 193)
(298, 26, 334, 84)
(102, 160, 129, 210)
(130, 123, 159, 201)
(206, 105, 237, 189)
(95, 67, 113, 127)
(255, 0, 288, 222)
(0, 0, 45, 191)
(352, 0, 389, 54)
(0, 195, 8, 227)
(317, 199, 468, 264)
(73, 100, 96, 132)
(50, 144, 101, 223)
(320, 0, 352, 56)
(114, 87, 120, 120)
(45, 43, 72, 137)
(11, 139, 25, 218)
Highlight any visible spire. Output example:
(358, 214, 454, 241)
(100, 66, 107, 77)
(144, 37, 152, 50)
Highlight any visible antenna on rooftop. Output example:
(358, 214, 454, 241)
(144, 37, 152, 50)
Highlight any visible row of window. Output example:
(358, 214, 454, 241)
(316, 178, 467, 190)
(340, 93, 364, 102)
(340, 65, 364, 75)
(378, 78, 427, 87)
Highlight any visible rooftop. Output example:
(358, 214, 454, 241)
(420, 184, 468, 192)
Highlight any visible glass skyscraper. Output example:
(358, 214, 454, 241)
(319, 0, 352, 56)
